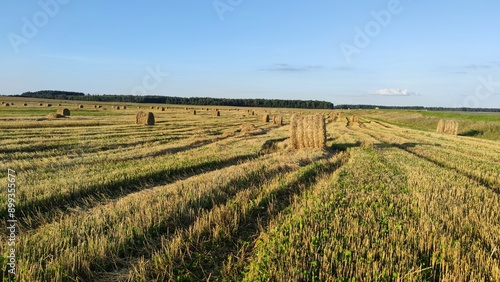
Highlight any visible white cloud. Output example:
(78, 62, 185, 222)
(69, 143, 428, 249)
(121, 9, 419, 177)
(372, 88, 419, 96)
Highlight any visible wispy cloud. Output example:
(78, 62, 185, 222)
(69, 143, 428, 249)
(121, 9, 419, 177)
(464, 64, 491, 70)
(260, 64, 323, 72)
(372, 88, 420, 96)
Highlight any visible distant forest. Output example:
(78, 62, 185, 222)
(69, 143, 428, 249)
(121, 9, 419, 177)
(17, 90, 500, 112)
(19, 91, 334, 109)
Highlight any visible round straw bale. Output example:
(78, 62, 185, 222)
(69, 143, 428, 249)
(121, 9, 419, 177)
(136, 111, 155, 125)
(57, 108, 70, 116)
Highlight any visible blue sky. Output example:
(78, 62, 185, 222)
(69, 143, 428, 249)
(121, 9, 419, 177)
(1, 0, 500, 107)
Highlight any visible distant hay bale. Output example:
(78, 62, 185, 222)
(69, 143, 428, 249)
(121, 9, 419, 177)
(46, 103, 52, 107)
(47, 113, 65, 119)
(150, 106, 154, 109)
(161, 107, 165, 111)
(0, 102, 4, 104)
(136, 111, 155, 125)
(213, 110, 220, 116)
(273, 116, 283, 126)
(239, 123, 265, 136)
(39, 103, 43, 106)
(346, 116, 360, 127)
(116, 106, 121, 110)
(185, 107, 189, 110)
(98, 105, 103, 108)
(57, 108, 70, 116)
(4, 103, 10, 107)
(251, 111, 255, 116)
(23, 103, 28, 106)
(261, 114, 270, 122)
(193, 110, 197, 115)
(436, 119, 458, 135)
(78, 104, 84, 109)
(94, 105, 98, 108)
(290, 114, 326, 149)
(123, 106, 127, 109)
(58, 103, 62, 106)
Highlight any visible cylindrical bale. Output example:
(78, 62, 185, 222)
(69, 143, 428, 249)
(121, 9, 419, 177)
(57, 108, 70, 116)
(136, 111, 155, 125)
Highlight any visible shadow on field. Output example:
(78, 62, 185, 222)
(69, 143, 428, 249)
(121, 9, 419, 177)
(163, 153, 350, 281)
(9, 153, 260, 230)
(374, 142, 440, 149)
(459, 129, 483, 137)
(329, 141, 361, 152)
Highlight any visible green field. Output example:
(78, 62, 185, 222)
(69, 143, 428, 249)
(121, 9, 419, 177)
(1, 99, 499, 281)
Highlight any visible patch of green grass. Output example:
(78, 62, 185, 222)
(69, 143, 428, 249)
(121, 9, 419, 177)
(418, 111, 500, 122)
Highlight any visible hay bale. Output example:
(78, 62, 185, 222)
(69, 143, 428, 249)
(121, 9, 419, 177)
(47, 113, 65, 119)
(346, 116, 360, 126)
(150, 106, 154, 109)
(57, 108, 70, 116)
(46, 103, 52, 107)
(39, 103, 43, 106)
(23, 103, 28, 106)
(136, 111, 155, 125)
(436, 119, 458, 135)
(161, 107, 165, 111)
(58, 103, 62, 106)
(116, 106, 121, 110)
(273, 116, 283, 126)
(0, 102, 4, 104)
(290, 114, 326, 149)
(261, 114, 270, 122)
(123, 106, 127, 110)
(239, 123, 265, 136)
(4, 103, 10, 107)
(193, 110, 197, 115)
(78, 104, 84, 109)
(213, 110, 220, 117)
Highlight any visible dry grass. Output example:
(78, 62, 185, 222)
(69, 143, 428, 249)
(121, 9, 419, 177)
(436, 119, 459, 135)
(136, 111, 155, 125)
(290, 114, 326, 149)
(47, 113, 66, 119)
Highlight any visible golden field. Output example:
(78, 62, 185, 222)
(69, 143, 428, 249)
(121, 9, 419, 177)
(0, 97, 499, 281)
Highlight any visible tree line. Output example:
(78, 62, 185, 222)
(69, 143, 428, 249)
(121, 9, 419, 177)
(19, 91, 334, 109)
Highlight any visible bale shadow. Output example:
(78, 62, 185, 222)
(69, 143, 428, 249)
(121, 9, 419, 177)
(459, 129, 483, 137)
(329, 141, 361, 152)
(374, 142, 441, 149)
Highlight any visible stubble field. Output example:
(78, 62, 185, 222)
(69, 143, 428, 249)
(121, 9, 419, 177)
(1, 98, 499, 281)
